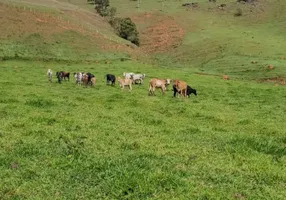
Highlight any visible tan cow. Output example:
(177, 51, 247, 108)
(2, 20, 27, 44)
(91, 77, 96, 86)
(173, 79, 188, 97)
(223, 75, 229, 80)
(118, 77, 133, 91)
(148, 78, 171, 96)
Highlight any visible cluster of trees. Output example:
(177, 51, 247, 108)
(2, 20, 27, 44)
(88, 0, 139, 46)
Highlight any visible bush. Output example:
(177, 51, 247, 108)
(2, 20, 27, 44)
(94, 0, 110, 16)
(93, 0, 140, 46)
(111, 17, 140, 46)
(234, 8, 243, 16)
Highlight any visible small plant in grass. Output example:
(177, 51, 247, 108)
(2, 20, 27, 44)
(234, 8, 243, 17)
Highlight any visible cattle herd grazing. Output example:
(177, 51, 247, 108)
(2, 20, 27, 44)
(47, 69, 197, 98)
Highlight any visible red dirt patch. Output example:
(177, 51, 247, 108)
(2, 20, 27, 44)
(132, 12, 185, 53)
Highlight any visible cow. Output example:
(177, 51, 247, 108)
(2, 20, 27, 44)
(123, 72, 134, 79)
(57, 71, 70, 81)
(223, 75, 229, 80)
(173, 79, 188, 97)
(91, 77, 96, 86)
(82, 74, 89, 87)
(47, 69, 52, 82)
(132, 74, 146, 84)
(74, 72, 83, 85)
(118, 77, 133, 91)
(86, 72, 95, 85)
(82, 73, 96, 87)
(148, 78, 171, 96)
(106, 74, 116, 86)
(56, 71, 62, 83)
(173, 85, 197, 98)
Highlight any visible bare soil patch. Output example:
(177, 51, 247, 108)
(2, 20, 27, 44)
(132, 12, 185, 53)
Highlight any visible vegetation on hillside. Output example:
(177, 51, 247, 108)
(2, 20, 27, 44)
(92, 0, 140, 46)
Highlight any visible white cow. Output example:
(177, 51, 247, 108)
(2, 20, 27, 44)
(123, 72, 134, 79)
(132, 74, 146, 84)
(74, 72, 83, 85)
(47, 69, 53, 82)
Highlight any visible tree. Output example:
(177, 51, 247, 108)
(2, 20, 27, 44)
(115, 18, 139, 46)
(94, 0, 110, 16)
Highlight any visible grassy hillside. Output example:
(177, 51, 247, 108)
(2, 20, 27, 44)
(111, 0, 286, 80)
(2, 0, 286, 80)
(0, 60, 285, 199)
(0, 1, 139, 61)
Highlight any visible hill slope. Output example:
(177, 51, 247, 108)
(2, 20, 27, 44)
(111, 0, 286, 80)
(0, 0, 141, 61)
(2, 0, 286, 81)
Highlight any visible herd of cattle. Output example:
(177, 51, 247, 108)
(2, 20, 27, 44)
(47, 69, 197, 98)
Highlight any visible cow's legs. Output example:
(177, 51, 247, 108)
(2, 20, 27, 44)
(173, 89, 177, 97)
(152, 87, 156, 96)
(148, 86, 152, 95)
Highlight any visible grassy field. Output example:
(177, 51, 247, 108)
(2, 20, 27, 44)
(0, 60, 285, 199)
(0, 0, 286, 199)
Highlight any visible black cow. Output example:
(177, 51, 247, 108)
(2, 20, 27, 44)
(173, 85, 197, 98)
(86, 72, 95, 86)
(106, 74, 116, 86)
(56, 71, 62, 83)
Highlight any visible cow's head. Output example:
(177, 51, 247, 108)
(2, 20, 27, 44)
(192, 89, 197, 96)
(166, 79, 171, 85)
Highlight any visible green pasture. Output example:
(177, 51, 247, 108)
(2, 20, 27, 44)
(0, 60, 285, 199)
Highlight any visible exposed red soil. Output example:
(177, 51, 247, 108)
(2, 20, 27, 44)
(131, 12, 185, 53)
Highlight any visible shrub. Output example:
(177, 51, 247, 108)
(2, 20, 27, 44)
(111, 17, 140, 46)
(93, 0, 140, 46)
(234, 8, 243, 16)
(94, 0, 110, 16)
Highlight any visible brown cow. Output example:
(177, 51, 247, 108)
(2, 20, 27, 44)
(173, 79, 188, 97)
(82, 73, 96, 87)
(268, 64, 274, 70)
(82, 74, 89, 87)
(59, 71, 70, 81)
(118, 77, 133, 91)
(148, 78, 171, 96)
(223, 75, 229, 80)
